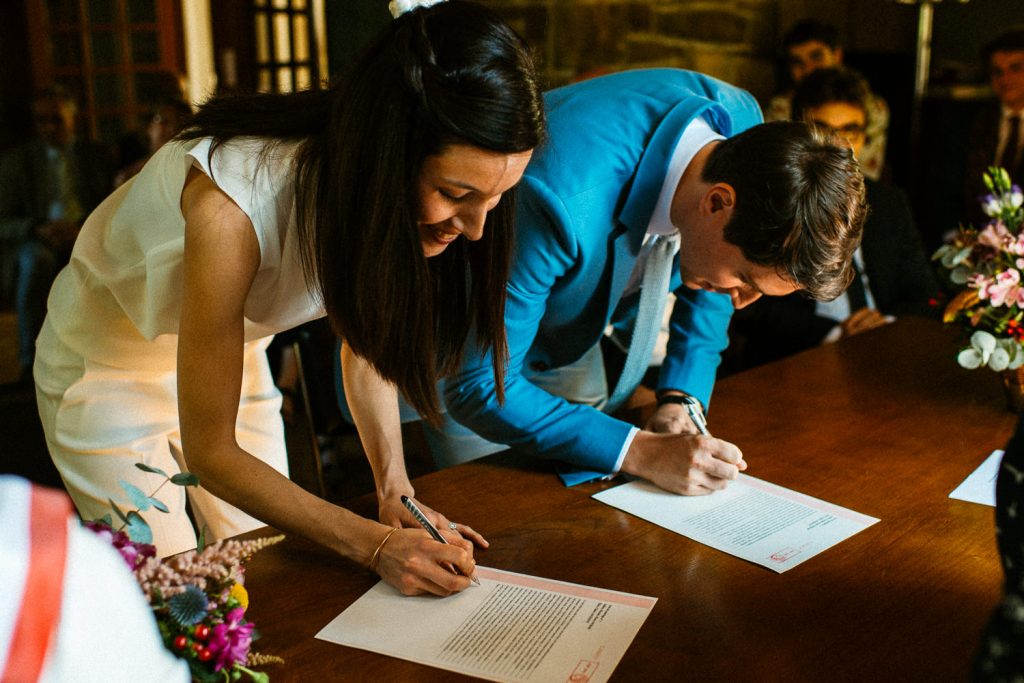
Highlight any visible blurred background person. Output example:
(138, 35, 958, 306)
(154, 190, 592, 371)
(766, 19, 889, 182)
(0, 85, 112, 388)
(963, 28, 1024, 230)
(114, 98, 193, 189)
(728, 67, 938, 372)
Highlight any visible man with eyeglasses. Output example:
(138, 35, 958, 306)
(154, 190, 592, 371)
(727, 67, 938, 372)
(765, 20, 889, 182)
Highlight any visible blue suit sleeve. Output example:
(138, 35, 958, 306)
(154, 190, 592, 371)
(659, 287, 734, 408)
(444, 177, 634, 474)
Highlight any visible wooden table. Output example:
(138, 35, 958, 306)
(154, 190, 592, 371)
(243, 318, 1017, 682)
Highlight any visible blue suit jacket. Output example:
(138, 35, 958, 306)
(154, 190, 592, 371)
(445, 69, 763, 473)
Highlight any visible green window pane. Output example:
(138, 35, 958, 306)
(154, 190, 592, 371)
(134, 72, 184, 105)
(47, 0, 80, 23)
(97, 115, 123, 146)
(93, 72, 122, 107)
(91, 30, 119, 67)
(128, 0, 157, 23)
(87, 0, 115, 24)
(131, 31, 160, 64)
(52, 31, 83, 68)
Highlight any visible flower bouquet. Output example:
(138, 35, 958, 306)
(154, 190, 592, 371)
(934, 167, 1024, 410)
(86, 464, 283, 682)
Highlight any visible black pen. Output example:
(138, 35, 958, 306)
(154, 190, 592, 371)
(400, 495, 480, 585)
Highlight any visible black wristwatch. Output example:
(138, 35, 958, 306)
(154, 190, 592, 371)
(655, 390, 701, 411)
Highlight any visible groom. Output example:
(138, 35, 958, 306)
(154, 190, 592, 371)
(439, 68, 866, 494)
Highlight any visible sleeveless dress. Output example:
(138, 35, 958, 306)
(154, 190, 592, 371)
(34, 136, 325, 557)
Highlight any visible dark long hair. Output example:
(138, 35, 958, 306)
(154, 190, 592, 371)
(179, 1, 546, 424)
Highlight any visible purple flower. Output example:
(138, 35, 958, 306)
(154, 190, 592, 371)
(84, 520, 156, 570)
(207, 607, 254, 671)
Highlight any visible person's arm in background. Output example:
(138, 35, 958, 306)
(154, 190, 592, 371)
(177, 168, 475, 596)
(866, 183, 941, 318)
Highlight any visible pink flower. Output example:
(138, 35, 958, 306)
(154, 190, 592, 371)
(978, 221, 1013, 250)
(207, 607, 254, 672)
(84, 520, 156, 570)
(985, 269, 1021, 307)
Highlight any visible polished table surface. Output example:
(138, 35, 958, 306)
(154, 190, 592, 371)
(242, 318, 1017, 682)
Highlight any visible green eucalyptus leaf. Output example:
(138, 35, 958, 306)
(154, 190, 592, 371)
(950, 266, 970, 285)
(197, 526, 207, 553)
(134, 462, 169, 478)
(125, 511, 153, 544)
(170, 472, 200, 487)
(98, 513, 113, 527)
(951, 247, 973, 267)
(149, 497, 170, 513)
(119, 479, 151, 511)
(109, 498, 129, 524)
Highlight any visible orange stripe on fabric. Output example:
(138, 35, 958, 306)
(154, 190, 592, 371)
(2, 486, 71, 683)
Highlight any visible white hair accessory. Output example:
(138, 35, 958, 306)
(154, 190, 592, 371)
(389, 0, 446, 19)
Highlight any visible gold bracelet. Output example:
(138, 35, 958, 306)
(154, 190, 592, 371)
(368, 527, 399, 571)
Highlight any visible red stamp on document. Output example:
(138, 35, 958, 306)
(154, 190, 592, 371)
(769, 547, 799, 563)
(568, 658, 599, 682)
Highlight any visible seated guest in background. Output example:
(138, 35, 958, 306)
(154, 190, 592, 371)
(0, 85, 113, 386)
(766, 19, 889, 181)
(33, 0, 545, 596)
(113, 98, 193, 188)
(408, 68, 866, 495)
(729, 68, 938, 372)
(964, 28, 1024, 229)
(974, 414, 1024, 679)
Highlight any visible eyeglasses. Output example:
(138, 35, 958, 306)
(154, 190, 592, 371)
(809, 120, 866, 141)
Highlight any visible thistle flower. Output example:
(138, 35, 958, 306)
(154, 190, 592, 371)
(167, 584, 209, 626)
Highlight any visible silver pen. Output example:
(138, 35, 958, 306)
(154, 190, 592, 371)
(401, 495, 480, 585)
(682, 395, 710, 435)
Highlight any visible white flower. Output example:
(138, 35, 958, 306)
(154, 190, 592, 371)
(983, 194, 1002, 218)
(959, 331, 1024, 371)
(990, 346, 1011, 371)
(958, 330, 997, 369)
(1010, 185, 1024, 210)
(958, 347, 985, 369)
(1000, 338, 1024, 370)
(388, 0, 445, 18)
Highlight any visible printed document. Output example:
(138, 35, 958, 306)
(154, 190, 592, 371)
(949, 449, 1003, 507)
(593, 474, 878, 573)
(316, 566, 656, 682)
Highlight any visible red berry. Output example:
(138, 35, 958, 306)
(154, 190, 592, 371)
(173, 635, 188, 650)
(197, 648, 213, 662)
(194, 624, 210, 640)
(192, 641, 203, 652)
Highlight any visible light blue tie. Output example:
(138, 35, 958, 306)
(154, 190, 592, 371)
(605, 233, 680, 413)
